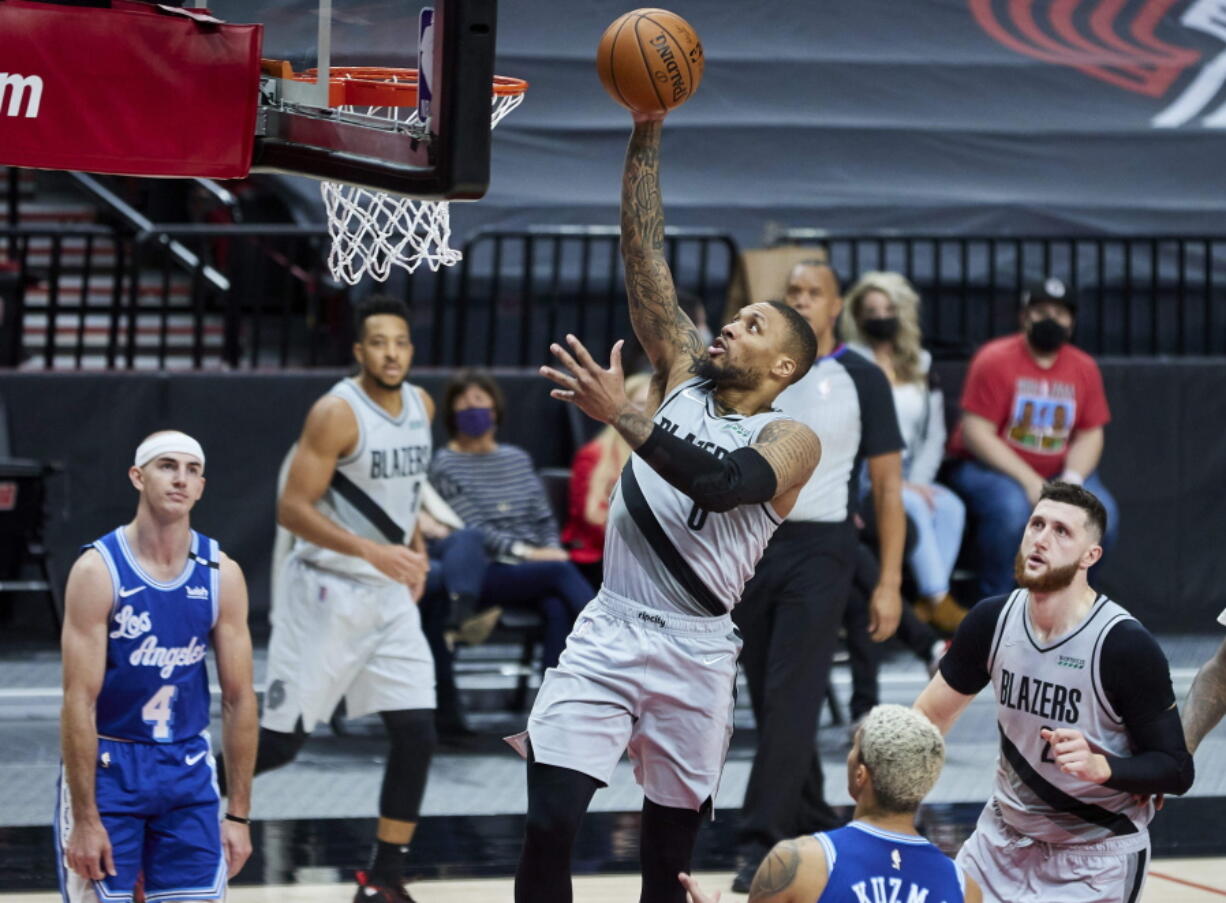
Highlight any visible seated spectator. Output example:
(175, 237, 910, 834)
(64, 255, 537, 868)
(842, 271, 967, 631)
(415, 486, 496, 737)
(946, 278, 1119, 599)
(429, 369, 593, 671)
(560, 372, 653, 588)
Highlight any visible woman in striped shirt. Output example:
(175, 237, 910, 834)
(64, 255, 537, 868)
(429, 370, 593, 670)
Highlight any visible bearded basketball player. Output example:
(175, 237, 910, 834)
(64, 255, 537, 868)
(509, 113, 822, 903)
(915, 481, 1193, 903)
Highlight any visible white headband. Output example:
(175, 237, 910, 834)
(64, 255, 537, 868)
(134, 432, 205, 470)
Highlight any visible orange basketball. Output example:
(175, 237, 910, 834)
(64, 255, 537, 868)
(596, 8, 704, 116)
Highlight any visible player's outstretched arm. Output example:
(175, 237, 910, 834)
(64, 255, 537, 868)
(60, 550, 117, 881)
(278, 396, 426, 587)
(213, 553, 256, 878)
(1183, 635, 1226, 754)
(913, 672, 976, 736)
(621, 117, 705, 396)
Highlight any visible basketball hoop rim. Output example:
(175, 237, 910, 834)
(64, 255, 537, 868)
(297, 67, 528, 108)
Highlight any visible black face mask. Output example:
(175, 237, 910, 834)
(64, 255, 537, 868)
(1027, 317, 1069, 353)
(862, 316, 900, 342)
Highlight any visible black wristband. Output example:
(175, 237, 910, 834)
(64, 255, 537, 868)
(225, 813, 252, 825)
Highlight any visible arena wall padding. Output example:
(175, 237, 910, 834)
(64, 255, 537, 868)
(0, 362, 1222, 636)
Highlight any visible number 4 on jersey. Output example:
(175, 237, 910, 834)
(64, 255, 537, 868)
(142, 684, 178, 741)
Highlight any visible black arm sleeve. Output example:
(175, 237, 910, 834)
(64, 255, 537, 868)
(1102, 708, 1194, 795)
(635, 423, 777, 513)
(1099, 621, 1194, 795)
(937, 594, 1010, 696)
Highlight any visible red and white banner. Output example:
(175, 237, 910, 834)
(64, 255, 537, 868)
(0, 0, 261, 178)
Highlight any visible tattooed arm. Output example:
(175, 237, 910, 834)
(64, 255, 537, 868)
(1184, 635, 1226, 754)
(621, 118, 705, 397)
(747, 837, 827, 903)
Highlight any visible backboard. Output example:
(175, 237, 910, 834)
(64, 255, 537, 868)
(253, 0, 500, 200)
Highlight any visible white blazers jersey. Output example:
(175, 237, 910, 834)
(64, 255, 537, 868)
(602, 377, 789, 617)
(988, 589, 1153, 845)
(294, 378, 431, 584)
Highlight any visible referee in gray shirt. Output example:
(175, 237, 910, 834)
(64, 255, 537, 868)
(731, 260, 906, 892)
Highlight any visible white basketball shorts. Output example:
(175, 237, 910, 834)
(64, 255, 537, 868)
(262, 553, 435, 733)
(957, 800, 1150, 903)
(506, 587, 741, 812)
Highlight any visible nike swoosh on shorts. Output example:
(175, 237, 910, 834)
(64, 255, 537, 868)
(185, 751, 208, 766)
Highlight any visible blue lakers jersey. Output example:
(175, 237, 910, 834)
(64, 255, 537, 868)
(88, 527, 219, 743)
(814, 822, 965, 903)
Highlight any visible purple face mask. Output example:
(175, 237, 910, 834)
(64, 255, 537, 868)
(455, 407, 494, 437)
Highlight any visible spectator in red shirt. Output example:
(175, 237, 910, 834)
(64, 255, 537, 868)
(946, 278, 1118, 598)
(560, 372, 652, 588)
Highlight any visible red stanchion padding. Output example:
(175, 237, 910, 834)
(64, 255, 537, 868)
(0, 0, 261, 179)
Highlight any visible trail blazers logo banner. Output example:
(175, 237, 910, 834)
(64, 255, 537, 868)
(971, 0, 1226, 127)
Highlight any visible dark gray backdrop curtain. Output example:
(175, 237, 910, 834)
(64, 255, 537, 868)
(211, 0, 1226, 245)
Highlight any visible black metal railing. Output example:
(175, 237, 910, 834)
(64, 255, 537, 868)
(127, 225, 337, 369)
(0, 223, 339, 369)
(775, 230, 1226, 357)
(4, 220, 1225, 369)
(407, 225, 740, 367)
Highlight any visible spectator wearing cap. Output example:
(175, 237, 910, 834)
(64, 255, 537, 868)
(946, 278, 1119, 599)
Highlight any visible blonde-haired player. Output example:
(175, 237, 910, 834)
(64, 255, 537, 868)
(680, 705, 979, 902)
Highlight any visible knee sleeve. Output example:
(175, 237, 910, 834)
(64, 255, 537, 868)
(378, 709, 436, 822)
(253, 723, 309, 776)
(640, 798, 704, 903)
(523, 761, 598, 843)
(515, 760, 600, 903)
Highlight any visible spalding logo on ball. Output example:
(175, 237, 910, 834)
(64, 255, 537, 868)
(597, 8, 704, 116)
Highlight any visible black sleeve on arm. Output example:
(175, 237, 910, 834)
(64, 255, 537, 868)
(635, 424, 777, 513)
(938, 594, 1010, 696)
(1099, 621, 1194, 795)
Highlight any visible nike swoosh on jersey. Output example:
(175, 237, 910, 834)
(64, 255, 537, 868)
(185, 750, 208, 766)
(118, 586, 146, 598)
(702, 655, 729, 665)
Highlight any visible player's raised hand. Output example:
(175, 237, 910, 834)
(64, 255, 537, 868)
(678, 872, 721, 903)
(540, 335, 628, 425)
(1040, 727, 1111, 784)
(67, 817, 115, 880)
(221, 818, 252, 878)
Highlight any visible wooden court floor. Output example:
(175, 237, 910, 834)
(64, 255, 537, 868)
(5, 860, 1225, 902)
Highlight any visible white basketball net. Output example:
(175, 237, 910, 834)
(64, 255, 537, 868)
(323, 87, 525, 285)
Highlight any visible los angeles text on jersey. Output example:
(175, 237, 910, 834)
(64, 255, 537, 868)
(850, 875, 944, 903)
(111, 603, 206, 679)
(999, 666, 1082, 723)
(369, 444, 430, 479)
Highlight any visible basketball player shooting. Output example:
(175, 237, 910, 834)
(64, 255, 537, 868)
(57, 431, 257, 903)
(508, 109, 821, 903)
(914, 482, 1194, 903)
